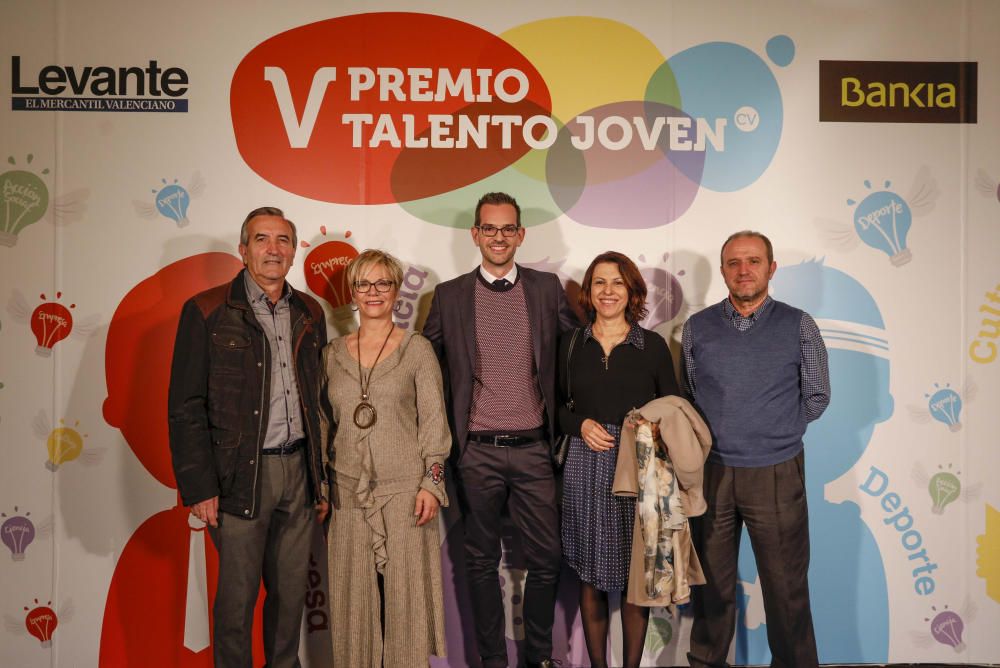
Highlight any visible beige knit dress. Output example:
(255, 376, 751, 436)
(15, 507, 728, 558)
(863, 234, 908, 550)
(321, 330, 450, 668)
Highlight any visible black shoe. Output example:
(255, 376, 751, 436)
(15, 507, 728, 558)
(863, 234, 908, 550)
(525, 660, 561, 668)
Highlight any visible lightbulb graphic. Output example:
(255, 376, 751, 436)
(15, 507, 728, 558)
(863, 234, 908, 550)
(303, 229, 358, 308)
(926, 383, 962, 431)
(45, 419, 87, 471)
(638, 252, 685, 329)
(974, 168, 1000, 204)
(927, 607, 965, 652)
(643, 613, 674, 656)
(848, 181, 912, 267)
(928, 468, 961, 514)
(1, 507, 35, 561)
(133, 173, 204, 226)
(30, 293, 75, 357)
(303, 228, 359, 333)
(153, 179, 191, 227)
(23, 600, 58, 647)
(0, 155, 50, 247)
(520, 256, 586, 323)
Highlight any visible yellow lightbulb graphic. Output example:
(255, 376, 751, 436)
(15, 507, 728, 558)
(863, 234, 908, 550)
(976, 503, 1000, 603)
(45, 420, 86, 472)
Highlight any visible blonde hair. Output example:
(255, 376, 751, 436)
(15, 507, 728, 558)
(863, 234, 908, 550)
(346, 249, 404, 291)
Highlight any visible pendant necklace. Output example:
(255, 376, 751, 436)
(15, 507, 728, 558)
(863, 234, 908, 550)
(353, 324, 394, 429)
(596, 324, 629, 371)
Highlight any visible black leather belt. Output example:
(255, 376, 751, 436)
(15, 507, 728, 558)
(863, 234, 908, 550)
(468, 434, 540, 447)
(261, 439, 304, 456)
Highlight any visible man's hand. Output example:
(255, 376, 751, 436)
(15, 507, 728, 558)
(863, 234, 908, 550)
(414, 489, 440, 526)
(315, 499, 330, 523)
(190, 496, 219, 528)
(581, 418, 616, 452)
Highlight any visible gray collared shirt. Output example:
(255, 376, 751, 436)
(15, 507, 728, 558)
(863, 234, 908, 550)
(244, 272, 305, 449)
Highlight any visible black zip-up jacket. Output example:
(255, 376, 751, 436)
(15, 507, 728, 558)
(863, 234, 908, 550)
(168, 270, 328, 519)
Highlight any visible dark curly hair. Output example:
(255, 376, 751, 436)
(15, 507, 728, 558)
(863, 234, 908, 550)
(578, 251, 648, 323)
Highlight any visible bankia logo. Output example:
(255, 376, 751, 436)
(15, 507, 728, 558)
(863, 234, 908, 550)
(10, 56, 189, 112)
(819, 60, 976, 123)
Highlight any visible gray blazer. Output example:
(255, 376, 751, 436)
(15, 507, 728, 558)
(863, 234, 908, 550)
(422, 265, 579, 462)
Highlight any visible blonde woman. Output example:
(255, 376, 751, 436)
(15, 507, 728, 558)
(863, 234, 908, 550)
(321, 249, 450, 667)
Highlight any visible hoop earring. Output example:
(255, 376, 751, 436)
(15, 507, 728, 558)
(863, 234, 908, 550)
(350, 303, 359, 312)
(394, 299, 403, 313)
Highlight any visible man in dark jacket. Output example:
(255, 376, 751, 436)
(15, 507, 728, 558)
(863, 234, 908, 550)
(168, 206, 328, 668)
(423, 192, 578, 668)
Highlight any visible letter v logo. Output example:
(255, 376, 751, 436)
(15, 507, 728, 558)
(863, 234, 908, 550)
(264, 67, 337, 148)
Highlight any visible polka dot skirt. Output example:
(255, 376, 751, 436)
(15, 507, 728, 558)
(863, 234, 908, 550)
(561, 423, 635, 592)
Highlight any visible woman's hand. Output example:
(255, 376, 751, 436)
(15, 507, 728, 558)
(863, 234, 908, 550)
(580, 418, 616, 452)
(414, 489, 440, 526)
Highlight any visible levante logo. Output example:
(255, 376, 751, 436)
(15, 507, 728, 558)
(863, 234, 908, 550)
(10, 56, 189, 112)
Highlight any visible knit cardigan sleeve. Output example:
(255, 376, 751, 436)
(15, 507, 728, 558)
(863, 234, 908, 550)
(412, 335, 452, 506)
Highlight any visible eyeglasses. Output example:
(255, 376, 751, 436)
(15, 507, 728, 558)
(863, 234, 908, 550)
(475, 224, 521, 237)
(353, 279, 395, 293)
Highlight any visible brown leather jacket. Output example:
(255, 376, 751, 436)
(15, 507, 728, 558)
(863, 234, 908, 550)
(168, 270, 328, 518)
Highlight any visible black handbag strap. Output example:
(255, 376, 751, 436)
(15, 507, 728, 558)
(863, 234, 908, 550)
(564, 327, 580, 411)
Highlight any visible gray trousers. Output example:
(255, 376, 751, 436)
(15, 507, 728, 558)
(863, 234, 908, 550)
(687, 451, 818, 668)
(208, 450, 315, 668)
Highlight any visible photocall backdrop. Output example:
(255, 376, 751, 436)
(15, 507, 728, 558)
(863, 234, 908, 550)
(1, 1, 998, 666)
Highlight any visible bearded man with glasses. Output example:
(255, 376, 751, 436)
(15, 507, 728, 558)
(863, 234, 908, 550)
(423, 192, 579, 668)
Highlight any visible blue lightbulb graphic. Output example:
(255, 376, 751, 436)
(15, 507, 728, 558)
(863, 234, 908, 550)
(926, 383, 962, 432)
(848, 181, 912, 267)
(153, 179, 191, 227)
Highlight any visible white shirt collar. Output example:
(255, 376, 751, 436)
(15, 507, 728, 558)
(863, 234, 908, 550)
(479, 264, 518, 285)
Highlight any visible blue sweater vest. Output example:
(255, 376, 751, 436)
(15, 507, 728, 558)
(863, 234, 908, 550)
(689, 300, 805, 467)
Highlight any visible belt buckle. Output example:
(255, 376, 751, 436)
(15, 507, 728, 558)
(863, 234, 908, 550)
(494, 435, 516, 447)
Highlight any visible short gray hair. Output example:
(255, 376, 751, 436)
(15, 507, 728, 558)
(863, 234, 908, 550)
(720, 230, 773, 265)
(239, 206, 298, 247)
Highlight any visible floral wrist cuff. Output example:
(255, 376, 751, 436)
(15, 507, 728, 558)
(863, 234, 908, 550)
(425, 462, 444, 486)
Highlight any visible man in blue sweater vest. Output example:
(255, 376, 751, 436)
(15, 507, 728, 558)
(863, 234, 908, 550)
(683, 231, 830, 668)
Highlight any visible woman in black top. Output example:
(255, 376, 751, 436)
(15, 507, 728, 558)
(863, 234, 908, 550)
(558, 251, 680, 668)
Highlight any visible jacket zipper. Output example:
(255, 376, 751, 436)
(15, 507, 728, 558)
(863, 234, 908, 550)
(250, 319, 268, 518)
(292, 311, 323, 500)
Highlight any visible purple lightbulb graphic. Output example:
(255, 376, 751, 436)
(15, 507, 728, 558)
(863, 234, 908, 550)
(1, 507, 36, 561)
(930, 609, 966, 652)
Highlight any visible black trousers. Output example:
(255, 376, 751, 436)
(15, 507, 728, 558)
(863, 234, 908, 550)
(457, 440, 561, 668)
(688, 451, 819, 668)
